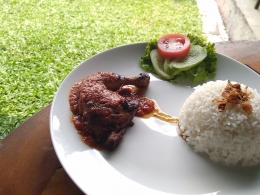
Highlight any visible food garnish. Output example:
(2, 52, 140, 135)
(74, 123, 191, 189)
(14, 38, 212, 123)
(213, 80, 252, 114)
(140, 34, 217, 82)
(157, 34, 191, 58)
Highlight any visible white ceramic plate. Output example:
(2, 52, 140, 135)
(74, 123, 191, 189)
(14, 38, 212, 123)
(50, 43, 260, 195)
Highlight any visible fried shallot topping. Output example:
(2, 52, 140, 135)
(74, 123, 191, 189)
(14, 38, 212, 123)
(213, 80, 252, 114)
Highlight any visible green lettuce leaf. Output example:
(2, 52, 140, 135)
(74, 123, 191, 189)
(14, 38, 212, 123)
(139, 39, 157, 73)
(139, 34, 217, 83)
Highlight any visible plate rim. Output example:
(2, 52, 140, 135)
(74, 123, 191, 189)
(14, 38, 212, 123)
(49, 42, 260, 195)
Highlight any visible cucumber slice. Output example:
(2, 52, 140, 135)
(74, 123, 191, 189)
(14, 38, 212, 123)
(163, 58, 181, 76)
(165, 44, 207, 75)
(150, 49, 175, 80)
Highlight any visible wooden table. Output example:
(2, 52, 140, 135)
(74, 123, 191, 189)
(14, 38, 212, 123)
(0, 41, 260, 195)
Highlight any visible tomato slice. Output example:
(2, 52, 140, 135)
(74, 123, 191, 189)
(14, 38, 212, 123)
(157, 34, 191, 59)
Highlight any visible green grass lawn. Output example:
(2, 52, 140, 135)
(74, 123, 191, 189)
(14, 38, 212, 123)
(0, 0, 203, 139)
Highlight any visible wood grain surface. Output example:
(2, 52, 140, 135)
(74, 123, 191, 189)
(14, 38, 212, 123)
(215, 40, 260, 73)
(0, 41, 259, 195)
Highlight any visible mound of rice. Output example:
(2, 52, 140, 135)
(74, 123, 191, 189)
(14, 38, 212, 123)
(179, 80, 260, 166)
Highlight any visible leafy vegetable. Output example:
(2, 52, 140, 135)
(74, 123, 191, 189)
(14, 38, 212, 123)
(139, 34, 217, 82)
(139, 39, 157, 73)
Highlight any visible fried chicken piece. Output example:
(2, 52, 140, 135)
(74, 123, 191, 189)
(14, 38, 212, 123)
(69, 72, 150, 150)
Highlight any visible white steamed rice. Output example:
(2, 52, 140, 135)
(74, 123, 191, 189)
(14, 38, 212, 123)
(179, 80, 260, 166)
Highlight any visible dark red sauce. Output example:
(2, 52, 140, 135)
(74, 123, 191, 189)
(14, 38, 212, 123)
(118, 85, 155, 117)
(80, 132, 103, 151)
(119, 85, 178, 123)
(136, 96, 155, 117)
(70, 115, 103, 150)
